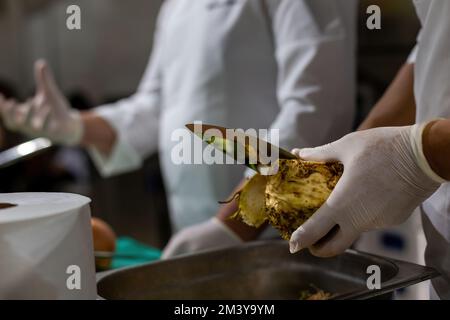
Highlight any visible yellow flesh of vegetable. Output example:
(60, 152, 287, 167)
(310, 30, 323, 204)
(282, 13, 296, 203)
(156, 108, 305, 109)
(232, 174, 268, 228)
(233, 159, 343, 240)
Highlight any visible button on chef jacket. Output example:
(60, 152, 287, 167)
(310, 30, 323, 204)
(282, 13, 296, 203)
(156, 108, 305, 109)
(410, 0, 450, 300)
(90, 0, 357, 231)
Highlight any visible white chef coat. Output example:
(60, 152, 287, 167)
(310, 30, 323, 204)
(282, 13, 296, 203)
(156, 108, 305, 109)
(92, 0, 357, 231)
(411, 0, 450, 299)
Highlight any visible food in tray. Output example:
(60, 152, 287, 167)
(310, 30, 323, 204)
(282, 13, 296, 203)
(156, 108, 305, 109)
(230, 159, 343, 240)
(299, 285, 332, 300)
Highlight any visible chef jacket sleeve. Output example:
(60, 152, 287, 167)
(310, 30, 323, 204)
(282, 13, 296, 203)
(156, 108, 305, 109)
(88, 7, 167, 178)
(266, 0, 357, 151)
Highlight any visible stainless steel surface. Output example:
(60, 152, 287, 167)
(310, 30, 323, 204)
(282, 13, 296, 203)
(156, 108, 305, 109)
(0, 138, 53, 169)
(96, 240, 438, 300)
(185, 123, 296, 174)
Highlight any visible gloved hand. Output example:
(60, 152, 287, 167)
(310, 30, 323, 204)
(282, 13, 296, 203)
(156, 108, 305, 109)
(289, 122, 446, 258)
(162, 217, 243, 259)
(0, 60, 83, 145)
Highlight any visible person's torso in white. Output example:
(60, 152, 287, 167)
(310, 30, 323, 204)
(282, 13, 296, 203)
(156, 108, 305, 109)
(158, 0, 356, 230)
(413, 0, 450, 299)
(158, 0, 279, 230)
(414, 0, 450, 240)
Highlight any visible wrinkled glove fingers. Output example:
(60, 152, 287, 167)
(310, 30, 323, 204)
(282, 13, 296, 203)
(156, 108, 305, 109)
(289, 207, 335, 253)
(10, 99, 40, 133)
(29, 100, 51, 131)
(0, 97, 49, 136)
(35, 60, 56, 95)
(309, 226, 359, 258)
(15, 101, 33, 126)
(292, 142, 338, 162)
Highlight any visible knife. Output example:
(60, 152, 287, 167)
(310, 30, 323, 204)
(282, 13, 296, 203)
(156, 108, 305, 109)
(185, 123, 296, 175)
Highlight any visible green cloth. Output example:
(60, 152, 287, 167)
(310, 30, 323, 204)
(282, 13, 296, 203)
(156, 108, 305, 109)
(111, 237, 161, 269)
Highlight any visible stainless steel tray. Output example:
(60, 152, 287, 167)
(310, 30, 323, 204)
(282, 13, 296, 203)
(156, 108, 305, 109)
(96, 240, 438, 300)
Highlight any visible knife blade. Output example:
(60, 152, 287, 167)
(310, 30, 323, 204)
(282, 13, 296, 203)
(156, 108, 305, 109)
(185, 123, 296, 175)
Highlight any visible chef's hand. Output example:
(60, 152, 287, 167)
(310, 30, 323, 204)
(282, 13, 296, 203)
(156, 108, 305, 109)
(289, 122, 446, 258)
(0, 60, 83, 145)
(161, 217, 243, 259)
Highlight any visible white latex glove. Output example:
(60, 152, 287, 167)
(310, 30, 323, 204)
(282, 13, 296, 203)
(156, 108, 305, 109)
(0, 60, 82, 145)
(162, 217, 243, 259)
(289, 122, 446, 258)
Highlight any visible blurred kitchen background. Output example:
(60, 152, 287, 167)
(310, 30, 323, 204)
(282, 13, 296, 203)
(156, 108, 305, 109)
(0, 0, 426, 298)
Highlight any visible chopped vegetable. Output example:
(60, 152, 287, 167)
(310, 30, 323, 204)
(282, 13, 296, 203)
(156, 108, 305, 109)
(299, 285, 332, 300)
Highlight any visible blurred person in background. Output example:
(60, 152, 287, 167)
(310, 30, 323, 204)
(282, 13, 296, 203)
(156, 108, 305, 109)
(0, 0, 356, 248)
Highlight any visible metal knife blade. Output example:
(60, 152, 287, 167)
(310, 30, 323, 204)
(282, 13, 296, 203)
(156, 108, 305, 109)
(185, 123, 296, 174)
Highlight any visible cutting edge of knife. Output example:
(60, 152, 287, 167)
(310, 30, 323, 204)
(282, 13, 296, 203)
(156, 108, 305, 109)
(185, 123, 296, 175)
(185, 123, 296, 160)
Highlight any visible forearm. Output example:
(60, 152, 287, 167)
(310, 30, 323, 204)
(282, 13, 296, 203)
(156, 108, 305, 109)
(80, 111, 117, 155)
(217, 179, 268, 242)
(358, 63, 416, 130)
(423, 118, 450, 181)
